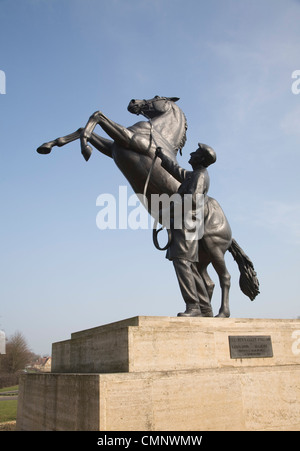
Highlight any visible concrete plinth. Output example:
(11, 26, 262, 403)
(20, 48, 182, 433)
(16, 316, 300, 431)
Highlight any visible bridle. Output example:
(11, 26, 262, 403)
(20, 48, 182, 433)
(133, 96, 170, 117)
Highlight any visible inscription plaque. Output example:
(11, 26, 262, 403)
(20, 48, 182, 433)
(229, 335, 273, 359)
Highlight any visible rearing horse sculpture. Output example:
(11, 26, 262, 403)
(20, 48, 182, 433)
(37, 95, 259, 317)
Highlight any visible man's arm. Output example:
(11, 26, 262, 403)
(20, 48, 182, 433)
(155, 147, 187, 183)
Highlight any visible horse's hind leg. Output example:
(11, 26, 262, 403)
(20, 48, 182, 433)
(196, 259, 215, 316)
(197, 263, 215, 300)
(210, 250, 231, 318)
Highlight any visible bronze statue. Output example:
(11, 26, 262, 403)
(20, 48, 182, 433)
(37, 95, 259, 317)
(154, 144, 216, 317)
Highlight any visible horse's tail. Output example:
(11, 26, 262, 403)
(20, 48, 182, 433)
(228, 238, 260, 301)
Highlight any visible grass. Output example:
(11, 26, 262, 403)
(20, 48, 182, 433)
(0, 400, 18, 423)
(0, 385, 18, 425)
(0, 385, 18, 393)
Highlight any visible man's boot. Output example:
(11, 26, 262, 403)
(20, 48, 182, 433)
(201, 308, 214, 317)
(177, 304, 203, 317)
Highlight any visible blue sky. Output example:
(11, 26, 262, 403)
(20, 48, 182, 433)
(0, 0, 300, 355)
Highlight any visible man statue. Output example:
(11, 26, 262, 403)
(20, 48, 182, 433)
(155, 143, 217, 317)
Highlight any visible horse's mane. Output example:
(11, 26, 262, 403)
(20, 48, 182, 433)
(173, 104, 188, 154)
(179, 112, 188, 152)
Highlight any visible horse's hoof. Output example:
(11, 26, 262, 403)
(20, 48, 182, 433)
(37, 143, 52, 154)
(215, 312, 230, 318)
(81, 145, 92, 161)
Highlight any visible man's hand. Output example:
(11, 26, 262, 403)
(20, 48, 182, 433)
(155, 147, 163, 159)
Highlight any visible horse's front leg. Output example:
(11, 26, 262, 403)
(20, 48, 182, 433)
(81, 111, 134, 159)
(37, 128, 83, 155)
(37, 128, 114, 161)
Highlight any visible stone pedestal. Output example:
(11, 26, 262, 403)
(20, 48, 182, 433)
(16, 317, 300, 431)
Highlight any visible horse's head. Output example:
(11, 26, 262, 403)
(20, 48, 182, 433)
(127, 95, 180, 119)
(128, 95, 187, 154)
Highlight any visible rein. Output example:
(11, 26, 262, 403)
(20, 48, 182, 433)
(143, 149, 172, 252)
(141, 108, 172, 252)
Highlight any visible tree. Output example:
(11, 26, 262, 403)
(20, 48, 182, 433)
(1, 331, 32, 374)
